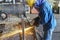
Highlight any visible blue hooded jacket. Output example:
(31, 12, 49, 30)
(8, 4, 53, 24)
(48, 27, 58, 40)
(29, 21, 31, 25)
(34, 0, 56, 27)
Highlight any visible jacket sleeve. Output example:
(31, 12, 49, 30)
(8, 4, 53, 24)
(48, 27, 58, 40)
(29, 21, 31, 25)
(38, 6, 50, 25)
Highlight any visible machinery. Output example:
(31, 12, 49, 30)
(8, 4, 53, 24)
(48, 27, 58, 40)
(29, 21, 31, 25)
(0, 0, 38, 40)
(0, 0, 31, 17)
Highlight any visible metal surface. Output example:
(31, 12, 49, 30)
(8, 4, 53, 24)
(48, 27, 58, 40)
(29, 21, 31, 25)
(0, 0, 29, 17)
(0, 4, 24, 15)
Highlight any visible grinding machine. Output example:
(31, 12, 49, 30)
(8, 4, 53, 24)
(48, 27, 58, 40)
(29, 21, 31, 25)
(0, 0, 40, 40)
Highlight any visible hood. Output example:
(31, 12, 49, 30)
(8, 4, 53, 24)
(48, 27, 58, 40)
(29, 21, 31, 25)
(35, 0, 46, 6)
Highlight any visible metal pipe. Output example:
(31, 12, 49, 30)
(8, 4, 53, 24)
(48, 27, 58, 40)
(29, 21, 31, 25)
(21, 15, 25, 40)
(13, 0, 15, 4)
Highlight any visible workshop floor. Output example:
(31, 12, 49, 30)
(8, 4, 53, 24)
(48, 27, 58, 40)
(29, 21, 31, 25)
(52, 32, 60, 40)
(0, 14, 60, 40)
(52, 14, 60, 40)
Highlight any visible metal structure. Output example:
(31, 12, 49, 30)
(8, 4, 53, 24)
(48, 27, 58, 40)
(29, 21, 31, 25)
(0, 0, 30, 20)
(0, 0, 38, 40)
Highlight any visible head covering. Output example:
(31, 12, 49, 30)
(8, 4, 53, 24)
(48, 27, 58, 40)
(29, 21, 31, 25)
(26, 0, 36, 7)
(35, 0, 46, 7)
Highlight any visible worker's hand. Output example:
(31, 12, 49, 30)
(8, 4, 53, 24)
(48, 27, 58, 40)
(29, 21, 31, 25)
(31, 7, 39, 14)
(29, 17, 40, 26)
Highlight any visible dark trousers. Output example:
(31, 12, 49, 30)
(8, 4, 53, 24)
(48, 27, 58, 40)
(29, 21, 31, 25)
(35, 25, 55, 40)
(43, 25, 55, 40)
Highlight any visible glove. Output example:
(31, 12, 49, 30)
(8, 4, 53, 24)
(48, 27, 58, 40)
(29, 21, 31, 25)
(26, 0, 36, 7)
(33, 17, 40, 26)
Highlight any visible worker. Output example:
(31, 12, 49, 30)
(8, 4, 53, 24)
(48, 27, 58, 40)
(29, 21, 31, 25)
(26, 0, 56, 40)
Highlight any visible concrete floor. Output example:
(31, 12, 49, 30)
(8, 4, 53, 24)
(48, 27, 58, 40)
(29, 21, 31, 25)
(52, 32, 60, 40)
(52, 14, 60, 40)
